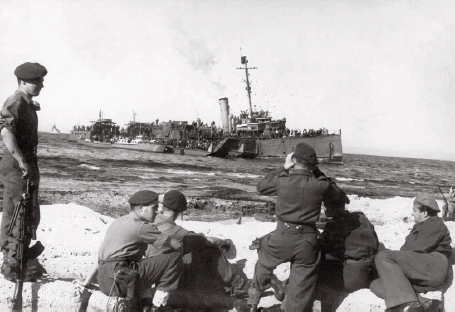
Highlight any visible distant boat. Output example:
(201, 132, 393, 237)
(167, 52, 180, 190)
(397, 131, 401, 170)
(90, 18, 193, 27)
(50, 123, 61, 133)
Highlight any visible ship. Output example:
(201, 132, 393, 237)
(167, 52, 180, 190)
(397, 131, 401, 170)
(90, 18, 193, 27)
(69, 113, 174, 154)
(50, 123, 61, 133)
(208, 56, 344, 164)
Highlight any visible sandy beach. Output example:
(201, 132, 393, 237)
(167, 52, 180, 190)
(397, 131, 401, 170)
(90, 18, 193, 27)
(0, 194, 454, 311)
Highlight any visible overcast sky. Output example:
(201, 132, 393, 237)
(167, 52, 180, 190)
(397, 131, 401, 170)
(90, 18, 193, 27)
(1, 0, 455, 161)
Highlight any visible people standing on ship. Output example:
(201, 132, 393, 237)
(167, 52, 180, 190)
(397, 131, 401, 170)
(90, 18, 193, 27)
(247, 142, 350, 311)
(0, 62, 48, 282)
(370, 195, 452, 311)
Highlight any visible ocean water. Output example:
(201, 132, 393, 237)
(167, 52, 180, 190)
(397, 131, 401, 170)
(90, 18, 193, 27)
(27, 132, 455, 203)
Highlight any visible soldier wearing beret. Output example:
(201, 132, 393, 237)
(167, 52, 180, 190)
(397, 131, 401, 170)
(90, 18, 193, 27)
(0, 62, 48, 281)
(145, 190, 250, 299)
(97, 190, 183, 310)
(370, 195, 452, 312)
(248, 143, 349, 311)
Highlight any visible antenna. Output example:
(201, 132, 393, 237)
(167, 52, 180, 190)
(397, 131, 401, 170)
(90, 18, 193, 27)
(237, 55, 257, 116)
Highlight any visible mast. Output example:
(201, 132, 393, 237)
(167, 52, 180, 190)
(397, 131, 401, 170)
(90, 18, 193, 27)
(237, 56, 257, 117)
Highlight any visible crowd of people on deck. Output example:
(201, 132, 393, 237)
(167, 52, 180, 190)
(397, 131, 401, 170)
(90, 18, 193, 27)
(1, 61, 453, 312)
(72, 116, 338, 152)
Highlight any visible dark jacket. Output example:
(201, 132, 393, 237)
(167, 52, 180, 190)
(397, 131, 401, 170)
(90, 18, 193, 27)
(320, 211, 379, 260)
(257, 166, 346, 225)
(400, 216, 452, 258)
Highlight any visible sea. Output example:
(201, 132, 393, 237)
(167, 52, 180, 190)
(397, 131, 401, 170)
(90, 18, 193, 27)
(27, 132, 455, 204)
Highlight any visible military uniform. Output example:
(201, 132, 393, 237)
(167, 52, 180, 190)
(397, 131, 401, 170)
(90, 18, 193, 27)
(318, 210, 379, 293)
(370, 195, 452, 310)
(146, 190, 248, 296)
(249, 143, 348, 311)
(0, 62, 47, 278)
(97, 191, 183, 304)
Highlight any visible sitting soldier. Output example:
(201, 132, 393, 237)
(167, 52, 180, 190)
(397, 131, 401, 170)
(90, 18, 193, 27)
(370, 195, 452, 312)
(97, 190, 183, 310)
(145, 190, 250, 298)
(318, 201, 379, 294)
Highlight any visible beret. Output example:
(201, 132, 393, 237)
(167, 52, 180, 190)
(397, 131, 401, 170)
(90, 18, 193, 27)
(128, 190, 158, 205)
(294, 143, 318, 165)
(163, 190, 187, 212)
(413, 194, 440, 212)
(14, 62, 48, 80)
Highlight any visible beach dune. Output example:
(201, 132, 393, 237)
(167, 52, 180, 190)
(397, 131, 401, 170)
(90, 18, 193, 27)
(0, 195, 454, 311)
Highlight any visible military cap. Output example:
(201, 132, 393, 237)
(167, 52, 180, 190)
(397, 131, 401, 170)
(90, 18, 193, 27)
(128, 190, 158, 205)
(413, 194, 440, 212)
(163, 190, 187, 212)
(14, 62, 48, 80)
(294, 142, 318, 165)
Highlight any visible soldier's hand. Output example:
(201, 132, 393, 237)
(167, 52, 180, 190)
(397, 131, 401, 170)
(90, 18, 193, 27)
(284, 152, 295, 170)
(18, 160, 31, 179)
(169, 238, 183, 254)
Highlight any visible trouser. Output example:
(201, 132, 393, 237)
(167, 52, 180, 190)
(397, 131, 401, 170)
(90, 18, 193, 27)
(370, 250, 448, 308)
(180, 246, 241, 292)
(97, 251, 183, 298)
(318, 258, 377, 293)
(250, 222, 320, 311)
(0, 151, 40, 256)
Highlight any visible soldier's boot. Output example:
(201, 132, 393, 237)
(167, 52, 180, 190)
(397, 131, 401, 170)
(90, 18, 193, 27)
(24, 258, 47, 282)
(1, 249, 19, 282)
(247, 287, 262, 312)
(270, 274, 285, 302)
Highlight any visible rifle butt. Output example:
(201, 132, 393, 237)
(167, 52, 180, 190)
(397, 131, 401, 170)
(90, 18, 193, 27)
(10, 280, 24, 311)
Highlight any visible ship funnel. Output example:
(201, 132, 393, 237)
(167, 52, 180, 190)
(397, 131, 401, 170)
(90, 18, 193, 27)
(219, 97, 231, 133)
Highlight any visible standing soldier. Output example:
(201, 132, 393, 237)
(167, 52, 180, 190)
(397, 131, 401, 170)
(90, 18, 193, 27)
(247, 142, 349, 311)
(0, 62, 47, 281)
(441, 186, 455, 221)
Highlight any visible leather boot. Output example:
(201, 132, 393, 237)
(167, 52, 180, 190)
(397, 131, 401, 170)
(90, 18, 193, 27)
(270, 274, 285, 302)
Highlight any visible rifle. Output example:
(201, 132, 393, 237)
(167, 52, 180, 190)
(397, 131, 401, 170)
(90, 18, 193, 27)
(437, 185, 449, 205)
(249, 231, 273, 250)
(6, 179, 34, 311)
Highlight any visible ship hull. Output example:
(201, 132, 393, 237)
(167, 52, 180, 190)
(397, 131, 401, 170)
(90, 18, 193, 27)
(76, 139, 174, 154)
(209, 135, 343, 164)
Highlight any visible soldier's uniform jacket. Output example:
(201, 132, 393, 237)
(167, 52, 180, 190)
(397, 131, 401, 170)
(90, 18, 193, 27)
(146, 214, 207, 257)
(320, 211, 379, 260)
(257, 166, 344, 225)
(0, 91, 41, 182)
(400, 216, 452, 258)
(98, 211, 171, 262)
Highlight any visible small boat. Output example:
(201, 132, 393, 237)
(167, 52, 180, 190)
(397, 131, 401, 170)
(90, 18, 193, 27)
(69, 116, 174, 154)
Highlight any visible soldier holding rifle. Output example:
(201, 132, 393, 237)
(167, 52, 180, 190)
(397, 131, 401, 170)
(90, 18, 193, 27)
(247, 142, 349, 311)
(0, 62, 47, 283)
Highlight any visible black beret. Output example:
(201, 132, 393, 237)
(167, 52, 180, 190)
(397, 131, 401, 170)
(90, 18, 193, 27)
(128, 190, 158, 205)
(163, 190, 187, 212)
(294, 143, 318, 165)
(14, 62, 48, 80)
(414, 194, 440, 212)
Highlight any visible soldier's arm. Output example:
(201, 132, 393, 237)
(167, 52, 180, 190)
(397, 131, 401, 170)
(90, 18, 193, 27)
(257, 166, 288, 195)
(1, 128, 30, 177)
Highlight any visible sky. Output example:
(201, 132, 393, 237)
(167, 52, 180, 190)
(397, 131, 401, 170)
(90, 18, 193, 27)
(1, 0, 455, 161)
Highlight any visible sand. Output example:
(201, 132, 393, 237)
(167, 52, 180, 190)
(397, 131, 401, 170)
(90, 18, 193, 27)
(0, 195, 454, 311)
